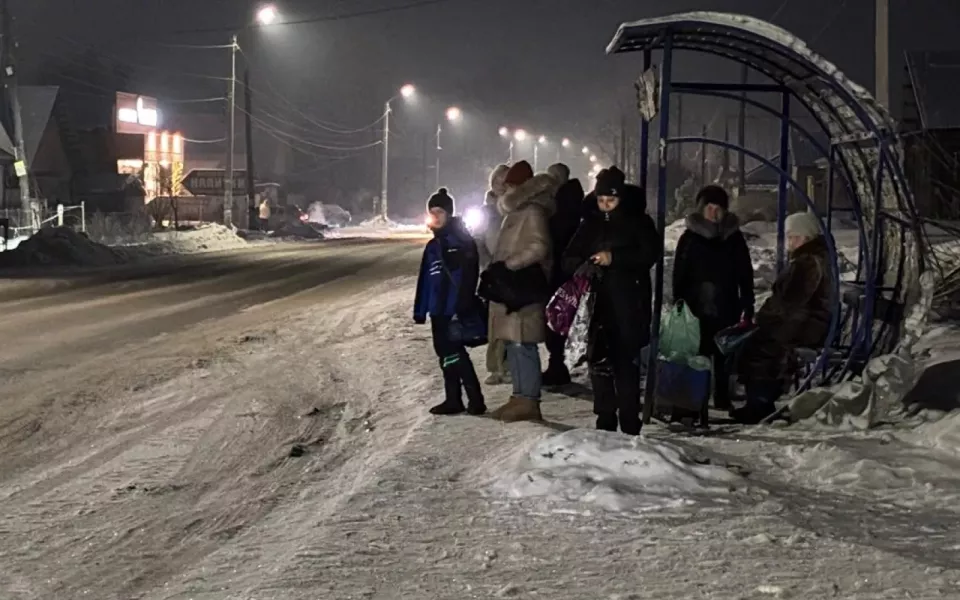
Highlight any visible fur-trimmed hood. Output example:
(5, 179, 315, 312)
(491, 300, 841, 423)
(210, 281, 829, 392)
(499, 173, 558, 216)
(685, 211, 741, 240)
(489, 164, 510, 198)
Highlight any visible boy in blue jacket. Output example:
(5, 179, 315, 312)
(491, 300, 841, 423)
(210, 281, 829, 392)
(414, 188, 487, 416)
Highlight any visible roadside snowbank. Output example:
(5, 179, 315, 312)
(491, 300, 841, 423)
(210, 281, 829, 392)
(129, 224, 251, 256)
(493, 429, 740, 513)
(0, 227, 126, 268)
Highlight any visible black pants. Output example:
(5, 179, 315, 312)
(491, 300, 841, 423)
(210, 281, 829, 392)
(545, 327, 567, 372)
(700, 322, 731, 407)
(588, 325, 641, 435)
(431, 317, 483, 406)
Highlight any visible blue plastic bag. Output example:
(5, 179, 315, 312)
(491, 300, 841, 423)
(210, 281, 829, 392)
(655, 357, 712, 412)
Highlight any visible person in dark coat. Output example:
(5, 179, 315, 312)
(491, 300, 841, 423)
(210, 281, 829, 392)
(562, 167, 661, 435)
(672, 185, 755, 410)
(414, 187, 486, 416)
(733, 211, 833, 424)
(542, 162, 585, 386)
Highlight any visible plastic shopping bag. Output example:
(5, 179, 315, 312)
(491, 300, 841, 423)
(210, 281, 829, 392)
(659, 302, 700, 360)
(546, 273, 591, 336)
(713, 322, 758, 356)
(655, 356, 712, 413)
(563, 290, 594, 371)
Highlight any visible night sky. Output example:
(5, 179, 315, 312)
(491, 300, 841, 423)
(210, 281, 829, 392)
(12, 0, 960, 215)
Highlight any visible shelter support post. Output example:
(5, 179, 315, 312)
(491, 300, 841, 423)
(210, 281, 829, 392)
(638, 49, 651, 191)
(776, 92, 790, 272)
(826, 145, 835, 232)
(642, 35, 673, 426)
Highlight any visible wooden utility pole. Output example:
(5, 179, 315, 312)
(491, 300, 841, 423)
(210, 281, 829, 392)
(224, 34, 237, 227)
(0, 0, 36, 231)
(875, 0, 890, 109)
(244, 68, 256, 229)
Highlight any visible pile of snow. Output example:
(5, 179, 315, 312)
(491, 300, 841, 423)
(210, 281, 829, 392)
(131, 224, 250, 256)
(492, 429, 740, 513)
(0, 234, 30, 252)
(0, 227, 126, 268)
(267, 220, 327, 240)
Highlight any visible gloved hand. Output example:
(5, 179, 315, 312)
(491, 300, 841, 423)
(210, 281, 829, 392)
(414, 315, 426, 325)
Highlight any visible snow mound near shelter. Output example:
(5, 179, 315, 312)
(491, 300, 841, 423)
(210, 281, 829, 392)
(133, 224, 250, 256)
(0, 227, 127, 267)
(492, 429, 740, 513)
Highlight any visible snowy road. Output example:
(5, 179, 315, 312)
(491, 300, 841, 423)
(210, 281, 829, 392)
(0, 238, 959, 599)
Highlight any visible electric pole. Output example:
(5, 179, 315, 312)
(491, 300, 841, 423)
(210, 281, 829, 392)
(1, 0, 36, 232)
(380, 101, 390, 219)
(244, 68, 255, 230)
(224, 34, 237, 227)
(875, 0, 889, 109)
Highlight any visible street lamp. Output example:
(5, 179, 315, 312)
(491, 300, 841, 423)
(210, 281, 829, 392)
(562, 138, 571, 148)
(589, 154, 597, 163)
(436, 106, 462, 188)
(514, 129, 527, 142)
(533, 134, 548, 171)
(225, 4, 279, 228)
(380, 83, 416, 220)
(582, 146, 590, 155)
(499, 126, 515, 161)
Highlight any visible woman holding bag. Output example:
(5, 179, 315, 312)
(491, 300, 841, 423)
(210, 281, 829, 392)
(413, 188, 486, 416)
(562, 167, 660, 435)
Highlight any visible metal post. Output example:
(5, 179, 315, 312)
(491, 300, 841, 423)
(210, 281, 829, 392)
(224, 34, 238, 227)
(638, 49, 651, 191)
(776, 92, 791, 272)
(81, 201, 86, 232)
(826, 144, 835, 233)
(56, 203, 63, 226)
(875, 0, 889, 109)
(533, 144, 539, 172)
(643, 35, 674, 426)
(435, 123, 441, 189)
(738, 63, 748, 195)
(699, 124, 708, 185)
(380, 101, 390, 219)
(244, 68, 256, 230)
(508, 141, 514, 163)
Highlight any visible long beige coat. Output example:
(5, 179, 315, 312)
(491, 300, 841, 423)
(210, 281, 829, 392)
(489, 173, 558, 344)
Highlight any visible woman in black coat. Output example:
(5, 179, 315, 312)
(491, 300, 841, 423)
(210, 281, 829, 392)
(562, 167, 661, 435)
(672, 185, 755, 410)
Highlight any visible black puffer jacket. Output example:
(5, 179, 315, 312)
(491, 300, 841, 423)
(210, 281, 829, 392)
(549, 178, 585, 288)
(563, 188, 660, 359)
(672, 212, 755, 332)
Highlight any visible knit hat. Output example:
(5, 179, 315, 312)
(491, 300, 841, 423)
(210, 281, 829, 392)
(785, 211, 821, 239)
(426, 187, 455, 215)
(594, 166, 626, 197)
(695, 185, 730, 210)
(547, 163, 570, 184)
(504, 160, 534, 187)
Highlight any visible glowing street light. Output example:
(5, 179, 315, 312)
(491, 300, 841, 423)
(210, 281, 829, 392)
(256, 4, 278, 25)
(582, 146, 589, 155)
(498, 126, 510, 138)
(514, 129, 527, 142)
(437, 106, 463, 187)
(538, 135, 547, 145)
(589, 155, 597, 163)
(445, 106, 462, 122)
(381, 83, 417, 220)
(562, 138, 571, 148)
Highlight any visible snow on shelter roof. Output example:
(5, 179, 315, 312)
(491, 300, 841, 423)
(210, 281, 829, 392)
(605, 11, 922, 305)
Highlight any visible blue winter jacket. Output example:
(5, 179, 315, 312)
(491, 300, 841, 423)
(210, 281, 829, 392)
(414, 218, 480, 322)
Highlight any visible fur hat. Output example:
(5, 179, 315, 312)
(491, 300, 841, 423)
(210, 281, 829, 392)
(785, 211, 821, 239)
(426, 187, 455, 215)
(695, 185, 730, 211)
(504, 160, 534, 187)
(489, 164, 510, 196)
(594, 166, 626, 197)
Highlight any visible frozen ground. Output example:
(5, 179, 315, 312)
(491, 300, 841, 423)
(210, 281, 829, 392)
(1, 274, 958, 599)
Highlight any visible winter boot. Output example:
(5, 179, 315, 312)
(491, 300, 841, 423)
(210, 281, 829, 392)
(430, 357, 466, 416)
(494, 396, 543, 423)
(484, 372, 509, 385)
(730, 402, 775, 425)
(459, 362, 487, 416)
(596, 413, 618, 432)
(616, 361, 642, 436)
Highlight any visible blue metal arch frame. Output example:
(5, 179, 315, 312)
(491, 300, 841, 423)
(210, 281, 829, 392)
(604, 14, 922, 423)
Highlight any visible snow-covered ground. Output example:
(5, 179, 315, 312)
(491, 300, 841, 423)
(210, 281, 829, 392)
(2, 275, 959, 599)
(120, 223, 257, 256)
(336, 216, 429, 239)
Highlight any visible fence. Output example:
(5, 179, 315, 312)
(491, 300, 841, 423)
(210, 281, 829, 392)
(0, 203, 86, 250)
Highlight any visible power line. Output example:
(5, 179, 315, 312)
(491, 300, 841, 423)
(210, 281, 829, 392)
(182, 136, 228, 144)
(238, 105, 383, 152)
(167, 0, 469, 36)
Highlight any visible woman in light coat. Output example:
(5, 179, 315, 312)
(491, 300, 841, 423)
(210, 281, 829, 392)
(478, 164, 511, 385)
(487, 160, 558, 422)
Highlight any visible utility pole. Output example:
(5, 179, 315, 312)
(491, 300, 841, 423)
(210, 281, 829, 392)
(435, 123, 441, 189)
(244, 68, 256, 230)
(380, 101, 390, 219)
(533, 143, 539, 171)
(224, 34, 237, 227)
(875, 0, 890, 109)
(1, 0, 36, 232)
(738, 63, 748, 195)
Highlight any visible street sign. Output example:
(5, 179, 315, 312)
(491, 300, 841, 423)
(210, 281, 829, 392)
(181, 169, 247, 196)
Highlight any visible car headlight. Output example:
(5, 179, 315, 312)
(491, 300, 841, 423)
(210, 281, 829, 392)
(463, 207, 485, 233)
